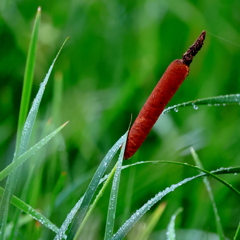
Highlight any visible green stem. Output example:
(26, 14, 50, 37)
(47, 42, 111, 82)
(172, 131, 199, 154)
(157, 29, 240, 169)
(73, 165, 117, 239)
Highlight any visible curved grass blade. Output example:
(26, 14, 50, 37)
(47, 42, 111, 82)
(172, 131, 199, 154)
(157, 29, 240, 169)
(104, 134, 127, 240)
(190, 148, 225, 240)
(211, 167, 240, 175)
(163, 93, 240, 114)
(123, 161, 240, 195)
(122, 161, 240, 176)
(0, 187, 65, 237)
(111, 174, 203, 240)
(111, 161, 240, 240)
(0, 37, 69, 239)
(54, 133, 126, 240)
(166, 207, 183, 240)
(0, 122, 68, 181)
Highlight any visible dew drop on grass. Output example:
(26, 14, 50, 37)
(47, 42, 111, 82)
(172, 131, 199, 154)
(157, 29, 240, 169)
(174, 108, 178, 112)
(193, 104, 198, 110)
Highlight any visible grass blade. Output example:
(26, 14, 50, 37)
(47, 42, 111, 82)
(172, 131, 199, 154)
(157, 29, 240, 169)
(137, 202, 167, 240)
(122, 160, 240, 175)
(54, 133, 126, 240)
(104, 134, 127, 240)
(0, 8, 41, 238)
(0, 187, 63, 236)
(122, 166, 135, 225)
(190, 148, 225, 240)
(123, 161, 240, 195)
(166, 208, 183, 240)
(233, 222, 240, 240)
(15, 7, 41, 147)
(163, 93, 240, 114)
(0, 37, 68, 239)
(111, 161, 239, 240)
(0, 122, 68, 181)
(111, 174, 202, 240)
(76, 164, 118, 237)
(52, 72, 63, 126)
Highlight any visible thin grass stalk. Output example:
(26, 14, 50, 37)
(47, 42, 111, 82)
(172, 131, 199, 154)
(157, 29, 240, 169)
(16, 7, 41, 148)
(104, 138, 126, 240)
(233, 222, 240, 240)
(190, 147, 225, 240)
(111, 161, 240, 240)
(122, 166, 135, 223)
(166, 208, 183, 240)
(123, 161, 240, 195)
(55, 133, 126, 240)
(137, 202, 167, 240)
(75, 165, 117, 238)
(0, 37, 68, 239)
(111, 175, 202, 240)
(0, 9, 41, 239)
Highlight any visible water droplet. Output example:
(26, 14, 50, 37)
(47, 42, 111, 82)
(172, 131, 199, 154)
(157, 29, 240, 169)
(193, 105, 198, 110)
(174, 108, 178, 112)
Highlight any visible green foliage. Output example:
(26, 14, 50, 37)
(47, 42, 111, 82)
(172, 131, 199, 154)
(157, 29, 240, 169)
(0, 0, 240, 239)
(166, 207, 183, 240)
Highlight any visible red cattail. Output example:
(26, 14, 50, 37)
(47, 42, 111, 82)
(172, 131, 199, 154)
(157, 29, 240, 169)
(124, 31, 206, 160)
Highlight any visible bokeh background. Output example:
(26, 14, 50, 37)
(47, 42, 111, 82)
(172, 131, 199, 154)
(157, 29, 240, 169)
(0, 0, 240, 239)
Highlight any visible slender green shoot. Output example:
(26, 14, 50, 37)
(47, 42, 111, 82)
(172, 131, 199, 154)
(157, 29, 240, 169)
(137, 202, 167, 240)
(54, 133, 127, 240)
(104, 134, 127, 240)
(0, 33, 68, 239)
(16, 6, 41, 147)
(122, 166, 135, 224)
(0, 8, 42, 238)
(233, 221, 240, 240)
(166, 208, 183, 240)
(75, 165, 117, 238)
(190, 147, 225, 240)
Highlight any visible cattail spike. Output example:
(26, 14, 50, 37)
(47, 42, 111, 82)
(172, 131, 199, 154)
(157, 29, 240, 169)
(124, 31, 206, 160)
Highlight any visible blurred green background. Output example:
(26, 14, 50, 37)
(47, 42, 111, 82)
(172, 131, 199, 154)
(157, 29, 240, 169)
(0, 0, 240, 239)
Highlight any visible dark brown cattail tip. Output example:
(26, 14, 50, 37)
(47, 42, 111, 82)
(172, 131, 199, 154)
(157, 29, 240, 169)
(182, 30, 206, 66)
